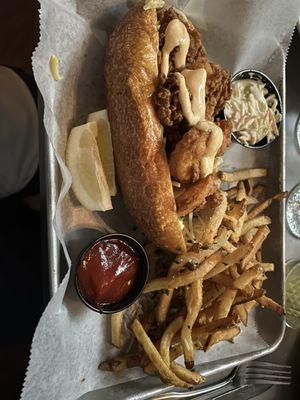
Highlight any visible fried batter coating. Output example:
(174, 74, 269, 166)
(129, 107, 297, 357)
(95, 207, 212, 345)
(176, 175, 220, 217)
(193, 190, 227, 245)
(169, 127, 209, 183)
(216, 119, 232, 155)
(169, 122, 232, 184)
(205, 62, 231, 121)
(154, 62, 231, 135)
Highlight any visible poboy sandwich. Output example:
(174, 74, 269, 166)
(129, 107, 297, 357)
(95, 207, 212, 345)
(105, 0, 232, 254)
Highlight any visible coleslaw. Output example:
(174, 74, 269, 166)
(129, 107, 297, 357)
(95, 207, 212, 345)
(225, 79, 282, 146)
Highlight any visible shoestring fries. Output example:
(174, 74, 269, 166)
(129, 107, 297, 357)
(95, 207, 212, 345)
(100, 169, 286, 388)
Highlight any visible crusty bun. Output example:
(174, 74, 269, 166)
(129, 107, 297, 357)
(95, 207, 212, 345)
(105, 2, 186, 254)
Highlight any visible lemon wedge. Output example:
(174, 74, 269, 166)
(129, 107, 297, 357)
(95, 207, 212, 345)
(87, 110, 117, 196)
(49, 55, 63, 81)
(66, 121, 112, 211)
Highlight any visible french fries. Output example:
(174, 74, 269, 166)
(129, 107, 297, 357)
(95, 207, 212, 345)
(247, 192, 288, 220)
(170, 362, 205, 385)
(232, 265, 264, 290)
(241, 226, 270, 270)
(223, 200, 246, 231)
(111, 311, 124, 348)
(219, 168, 267, 182)
(226, 186, 238, 198)
(193, 192, 227, 246)
(156, 261, 181, 325)
(214, 289, 237, 320)
(101, 174, 285, 389)
(230, 201, 247, 243)
(172, 319, 236, 345)
(241, 229, 258, 246)
(159, 316, 184, 366)
(222, 240, 237, 253)
(202, 284, 225, 307)
(241, 215, 271, 235)
(256, 295, 285, 316)
(204, 242, 253, 279)
(131, 319, 190, 388)
(144, 251, 223, 293)
(181, 280, 203, 369)
(233, 288, 265, 305)
(195, 316, 238, 332)
(144, 343, 186, 376)
(245, 195, 259, 205)
(256, 249, 262, 262)
(211, 272, 234, 288)
(232, 304, 248, 326)
(229, 265, 239, 279)
(197, 303, 217, 325)
(155, 236, 229, 324)
(236, 181, 246, 201)
(244, 300, 257, 314)
(143, 342, 184, 375)
(240, 284, 255, 297)
(259, 262, 274, 272)
(156, 291, 173, 325)
(205, 326, 241, 351)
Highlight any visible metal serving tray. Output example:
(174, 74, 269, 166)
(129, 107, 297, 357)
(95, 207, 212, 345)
(43, 72, 286, 400)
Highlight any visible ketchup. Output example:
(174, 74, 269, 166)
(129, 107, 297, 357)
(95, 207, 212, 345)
(77, 238, 139, 307)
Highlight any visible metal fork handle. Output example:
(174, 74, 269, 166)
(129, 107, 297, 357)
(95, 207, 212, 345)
(149, 368, 238, 400)
(245, 378, 291, 385)
(244, 361, 291, 370)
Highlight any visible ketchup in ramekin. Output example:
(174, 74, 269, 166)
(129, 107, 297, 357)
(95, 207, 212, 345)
(75, 234, 149, 313)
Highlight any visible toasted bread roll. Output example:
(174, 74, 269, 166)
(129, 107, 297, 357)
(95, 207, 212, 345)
(105, 2, 186, 254)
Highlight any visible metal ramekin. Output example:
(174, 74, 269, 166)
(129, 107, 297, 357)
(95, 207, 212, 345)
(75, 233, 149, 314)
(226, 69, 282, 149)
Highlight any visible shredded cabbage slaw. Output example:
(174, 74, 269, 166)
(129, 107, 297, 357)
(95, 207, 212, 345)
(225, 79, 281, 146)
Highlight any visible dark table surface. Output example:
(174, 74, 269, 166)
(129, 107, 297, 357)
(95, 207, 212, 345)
(0, 2, 45, 399)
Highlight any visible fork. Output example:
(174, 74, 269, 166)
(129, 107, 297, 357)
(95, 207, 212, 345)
(150, 361, 292, 400)
(235, 361, 291, 386)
